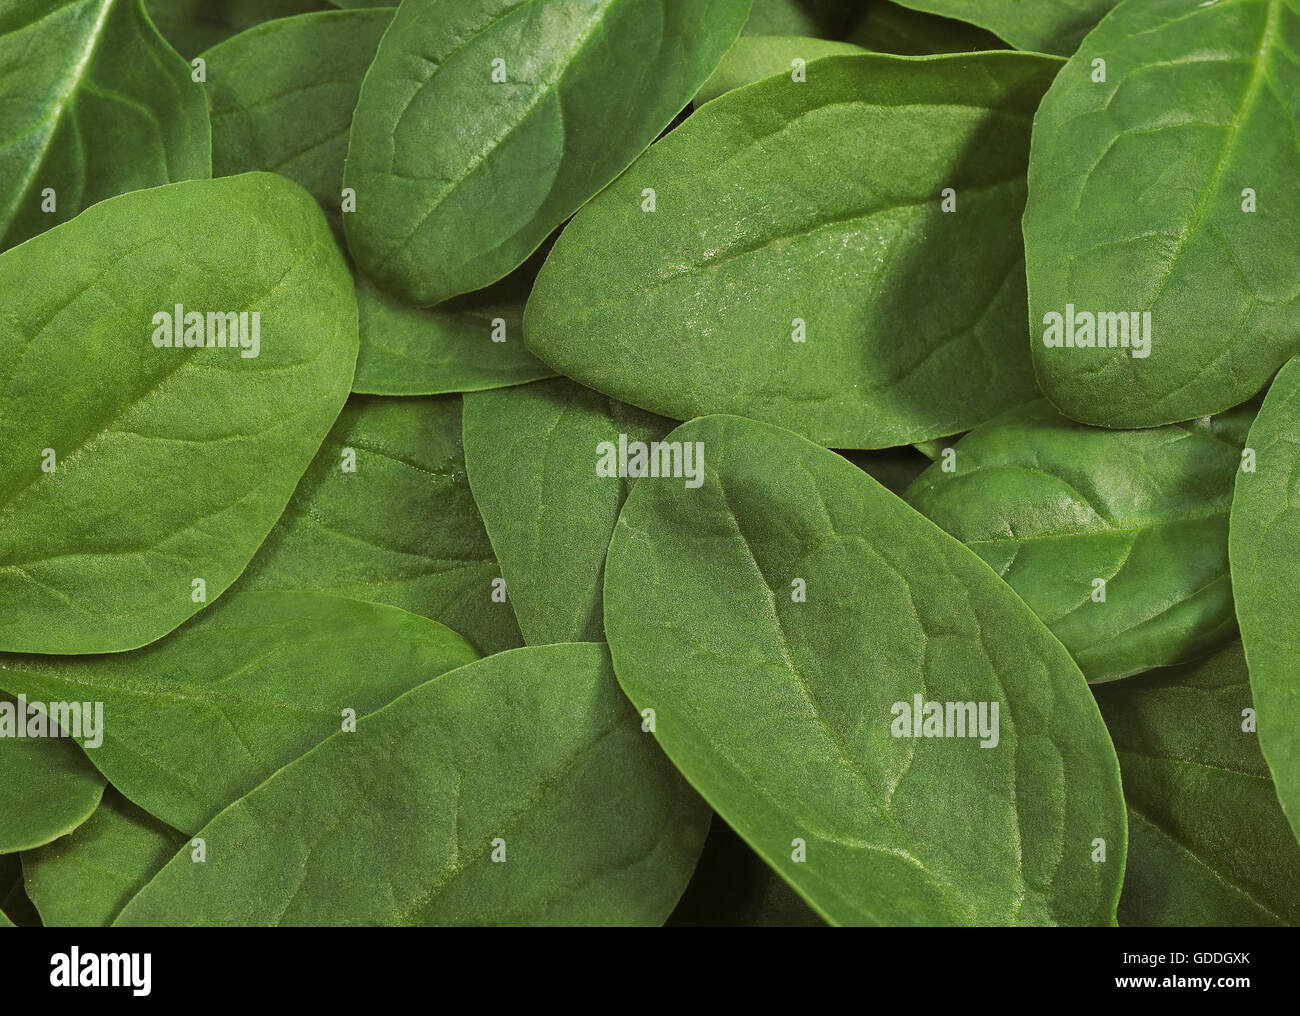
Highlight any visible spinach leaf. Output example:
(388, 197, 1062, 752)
(743, 0, 862, 37)
(342, 0, 752, 306)
(145, 0, 337, 55)
(352, 267, 556, 396)
(1229, 356, 1300, 844)
(0, 173, 357, 654)
(906, 399, 1252, 682)
(1094, 642, 1300, 926)
(845, 2, 1006, 53)
(201, 7, 394, 236)
(603, 414, 1127, 925)
(114, 643, 710, 926)
(462, 377, 671, 645)
(0, 0, 211, 250)
(839, 445, 932, 496)
(234, 395, 523, 655)
(889, 0, 1114, 55)
(525, 52, 1060, 450)
(0, 696, 104, 853)
(696, 36, 865, 105)
(22, 790, 186, 927)
(0, 591, 478, 833)
(1024, 0, 1300, 428)
(669, 816, 825, 926)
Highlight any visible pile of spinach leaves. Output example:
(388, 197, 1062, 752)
(0, 0, 1296, 927)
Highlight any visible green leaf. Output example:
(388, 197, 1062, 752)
(525, 52, 1060, 450)
(342, 0, 752, 306)
(352, 268, 556, 397)
(114, 643, 710, 926)
(0, 0, 211, 250)
(845, 1, 1007, 53)
(668, 816, 825, 926)
(1094, 642, 1300, 926)
(696, 36, 865, 105)
(201, 7, 394, 236)
(889, 0, 1114, 55)
(0, 853, 40, 926)
(1230, 355, 1300, 844)
(0, 591, 478, 833)
(0, 173, 357, 654)
(1024, 0, 1300, 428)
(743, 0, 861, 38)
(0, 695, 104, 853)
(234, 395, 523, 655)
(145, 0, 337, 56)
(22, 789, 186, 927)
(603, 414, 1127, 925)
(462, 378, 671, 645)
(838, 445, 932, 496)
(906, 399, 1252, 682)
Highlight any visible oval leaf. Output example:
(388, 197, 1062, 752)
(0, 591, 478, 832)
(525, 52, 1060, 450)
(1024, 0, 1300, 427)
(695, 36, 864, 105)
(234, 395, 523, 655)
(906, 399, 1252, 681)
(1229, 355, 1300, 844)
(603, 414, 1127, 925)
(0, 0, 211, 250)
(343, 0, 752, 305)
(114, 643, 710, 926)
(0, 173, 357, 653)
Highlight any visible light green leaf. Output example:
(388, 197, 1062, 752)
(352, 268, 556, 396)
(525, 52, 1061, 450)
(115, 643, 710, 926)
(343, 0, 752, 306)
(1094, 642, 1300, 926)
(890, 0, 1114, 55)
(1230, 355, 1300, 844)
(696, 36, 865, 106)
(23, 789, 186, 927)
(0, 173, 357, 654)
(234, 395, 523, 655)
(1024, 0, 1300, 427)
(906, 399, 1252, 682)
(201, 7, 394, 236)
(603, 414, 1127, 925)
(0, 0, 211, 250)
(462, 377, 671, 645)
(0, 591, 478, 833)
(845, 1, 1006, 53)
(0, 695, 104, 853)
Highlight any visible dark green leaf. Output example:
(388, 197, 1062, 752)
(145, 0, 337, 55)
(845, 1, 1006, 53)
(889, 0, 1114, 55)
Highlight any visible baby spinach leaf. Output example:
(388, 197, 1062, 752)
(525, 52, 1060, 450)
(352, 268, 556, 397)
(462, 378, 671, 645)
(669, 816, 825, 926)
(889, 0, 1114, 55)
(1229, 355, 1300, 844)
(845, 2, 1006, 53)
(0, 591, 478, 833)
(1024, 0, 1300, 428)
(342, 0, 752, 306)
(145, 0, 337, 55)
(744, 0, 862, 37)
(22, 789, 186, 927)
(603, 414, 1127, 925)
(0, 173, 358, 654)
(1094, 642, 1300, 926)
(0, 696, 104, 853)
(0, 0, 211, 250)
(906, 399, 1252, 682)
(114, 643, 711, 926)
(234, 395, 523, 655)
(696, 36, 865, 105)
(201, 7, 394, 236)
